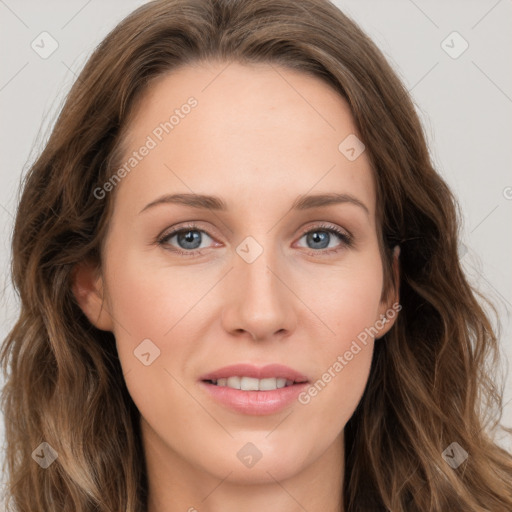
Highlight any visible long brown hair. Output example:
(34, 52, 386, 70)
(2, 0, 511, 510)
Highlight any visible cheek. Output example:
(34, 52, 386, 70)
(299, 253, 383, 424)
(310, 250, 384, 339)
(101, 243, 219, 392)
(104, 246, 210, 338)
(103, 252, 211, 442)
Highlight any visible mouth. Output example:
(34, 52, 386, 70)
(199, 363, 309, 389)
(198, 365, 310, 415)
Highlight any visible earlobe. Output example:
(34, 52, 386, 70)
(71, 261, 114, 332)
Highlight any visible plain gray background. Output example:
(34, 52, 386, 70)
(1, 0, 511, 496)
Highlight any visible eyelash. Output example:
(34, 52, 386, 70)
(156, 222, 353, 258)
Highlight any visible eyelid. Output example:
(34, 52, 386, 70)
(297, 221, 351, 240)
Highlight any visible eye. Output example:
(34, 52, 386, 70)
(156, 222, 353, 257)
(157, 223, 217, 257)
(295, 223, 353, 256)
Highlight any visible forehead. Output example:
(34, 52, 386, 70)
(113, 60, 376, 220)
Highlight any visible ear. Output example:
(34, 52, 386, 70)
(375, 245, 401, 339)
(71, 260, 114, 332)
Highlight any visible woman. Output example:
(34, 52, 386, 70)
(1, 0, 511, 510)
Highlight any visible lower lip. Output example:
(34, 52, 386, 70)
(199, 381, 309, 415)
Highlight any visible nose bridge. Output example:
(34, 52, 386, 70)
(236, 235, 285, 307)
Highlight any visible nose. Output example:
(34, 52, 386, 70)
(221, 246, 297, 342)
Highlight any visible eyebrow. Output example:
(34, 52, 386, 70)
(139, 192, 369, 216)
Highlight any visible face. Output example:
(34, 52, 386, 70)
(74, 61, 399, 487)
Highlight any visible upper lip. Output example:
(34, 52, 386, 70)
(199, 363, 309, 383)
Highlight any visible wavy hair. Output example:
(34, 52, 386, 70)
(2, 0, 511, 510)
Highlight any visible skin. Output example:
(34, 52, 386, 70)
(73, 60, 399, 512)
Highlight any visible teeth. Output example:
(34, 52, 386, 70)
(226, 376, 241, 389)
(260, 377, 282, 390)
(240, 376, 260, 391)
(212, 376, 296, 390)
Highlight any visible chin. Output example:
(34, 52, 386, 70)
(200, 435, 313, 484)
